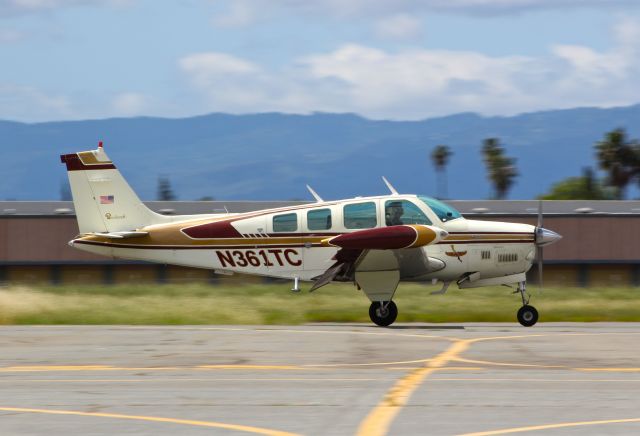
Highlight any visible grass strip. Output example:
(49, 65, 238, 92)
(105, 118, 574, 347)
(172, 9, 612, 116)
(0, 283, 639, 324)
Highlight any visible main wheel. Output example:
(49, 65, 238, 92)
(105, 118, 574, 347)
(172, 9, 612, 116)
(517, 305, 539, 327)
(369, 301, 398, 327)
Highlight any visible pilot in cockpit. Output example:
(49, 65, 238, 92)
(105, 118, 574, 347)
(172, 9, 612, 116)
(385, 201, 404, 226)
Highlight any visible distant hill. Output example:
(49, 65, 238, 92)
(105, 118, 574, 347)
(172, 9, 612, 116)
(2, 105, 640, 201)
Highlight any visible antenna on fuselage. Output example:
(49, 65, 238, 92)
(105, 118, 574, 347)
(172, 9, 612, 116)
(306, 185, 324, 202)
(382, 176, 399, 195)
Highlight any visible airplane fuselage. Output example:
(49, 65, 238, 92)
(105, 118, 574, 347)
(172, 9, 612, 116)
(71, 194, 536, 287)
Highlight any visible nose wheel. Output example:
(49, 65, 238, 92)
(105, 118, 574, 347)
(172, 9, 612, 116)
(516, 281, 538, 327)
(369, 301, 398, 327)
(517, 305, 539, 327)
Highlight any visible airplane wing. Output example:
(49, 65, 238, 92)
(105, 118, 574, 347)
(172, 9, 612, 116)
(310, 225, 447, 292)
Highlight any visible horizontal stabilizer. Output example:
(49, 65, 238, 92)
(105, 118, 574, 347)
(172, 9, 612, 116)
(322, 225, 447, 250)
(86, 231, 149, 239)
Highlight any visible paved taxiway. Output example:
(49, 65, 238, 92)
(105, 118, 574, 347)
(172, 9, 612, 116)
(1, 324, 639, 435)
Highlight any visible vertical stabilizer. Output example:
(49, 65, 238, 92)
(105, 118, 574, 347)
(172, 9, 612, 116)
(60, 143, 168, 234)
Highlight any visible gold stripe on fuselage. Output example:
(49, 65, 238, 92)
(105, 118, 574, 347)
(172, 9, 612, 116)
(79, 229, 533, 249)
(444, 234, 534, 242)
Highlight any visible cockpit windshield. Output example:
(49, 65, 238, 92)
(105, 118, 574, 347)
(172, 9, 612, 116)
(418, 196, 462, 223)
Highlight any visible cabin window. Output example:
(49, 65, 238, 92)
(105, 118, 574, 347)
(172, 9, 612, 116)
(384, 200, 432, 226)
(481, 250, 491, 260)
(344, 202, 377, 229)
(307, 208, 332, 231)
(273, 213, 298, 232)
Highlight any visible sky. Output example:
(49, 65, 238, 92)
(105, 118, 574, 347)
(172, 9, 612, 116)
(2, 0, 640, 122)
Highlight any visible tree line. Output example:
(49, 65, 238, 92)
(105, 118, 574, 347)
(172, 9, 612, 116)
(430, 128, 640, 200)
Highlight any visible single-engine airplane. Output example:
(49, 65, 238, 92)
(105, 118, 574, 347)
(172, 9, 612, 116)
(61, 143, 561, 327)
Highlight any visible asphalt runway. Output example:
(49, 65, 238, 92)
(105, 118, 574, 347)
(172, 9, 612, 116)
(1, 324, 640, 436)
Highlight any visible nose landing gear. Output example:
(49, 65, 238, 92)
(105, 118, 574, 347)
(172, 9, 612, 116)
(516, 281, 538, 327)
(369, 301, 398, 327)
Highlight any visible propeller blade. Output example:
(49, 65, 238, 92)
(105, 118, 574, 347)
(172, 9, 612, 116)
(536, 200, 543, 293)
(537, 200, 543, 229)
(537, 245, 543, 293)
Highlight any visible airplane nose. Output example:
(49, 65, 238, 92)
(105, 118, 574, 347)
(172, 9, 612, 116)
(535, 227, 562, 246)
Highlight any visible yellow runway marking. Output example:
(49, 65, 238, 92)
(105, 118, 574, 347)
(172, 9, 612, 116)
(305, 358, 433, 367)
(577, 367, 640, 372)
(457, 417, 640, 435)
(355, 339, 470, 436)
(452, 357, 565, 369)
(197, 365, 311, 371)
(354, 331, 637, 436)
(0, 377, 385, 383)
(385, 366, 484, 371)
(0, 365, 185, 373)
(430, 377, 640, 382)
(0, 407, 299, 436)
(0, 365, 117, 372)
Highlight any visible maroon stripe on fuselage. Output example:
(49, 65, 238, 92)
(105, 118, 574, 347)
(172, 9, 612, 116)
(60, 154, 116, 171)
(182, 220, 243, 238)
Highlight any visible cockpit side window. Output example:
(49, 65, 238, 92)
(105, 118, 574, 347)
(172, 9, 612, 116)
(418, 196, 462, 223)
(384, 200, 432, 226)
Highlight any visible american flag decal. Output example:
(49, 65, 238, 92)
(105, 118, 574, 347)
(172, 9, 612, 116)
(100, 195, 114, 204)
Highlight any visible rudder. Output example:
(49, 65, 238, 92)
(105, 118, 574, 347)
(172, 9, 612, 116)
(60, 142, 167, 234)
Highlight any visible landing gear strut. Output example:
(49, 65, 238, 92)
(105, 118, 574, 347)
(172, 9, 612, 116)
(369, 301, 398, 327)
(516, 281, 538, 327)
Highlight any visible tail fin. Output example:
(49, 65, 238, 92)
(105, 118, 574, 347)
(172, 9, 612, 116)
(60, 142, 168, 234)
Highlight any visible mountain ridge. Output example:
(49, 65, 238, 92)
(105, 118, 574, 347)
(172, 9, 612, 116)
(2, 104, 640, 201)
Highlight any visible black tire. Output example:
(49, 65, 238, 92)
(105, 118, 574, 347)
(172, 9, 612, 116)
(369, 301, 398, 327)
(517, 305, 539, 327)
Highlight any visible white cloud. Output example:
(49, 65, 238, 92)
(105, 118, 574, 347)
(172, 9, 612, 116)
(211, 0, 639, 22)
(179, 52, 259, 79)
(0, 28, 24, 42)
(111, 92, 146, 116)
(0, 0, 133, 17)
(374, 13, 422, 40)
(0, 84, 71, 120)
(178, 17, 640, 119)
(211, 0, 257, 28)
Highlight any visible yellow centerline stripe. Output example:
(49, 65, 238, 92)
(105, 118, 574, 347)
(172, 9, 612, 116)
(577, 367, 640, 372)
(197, 365, 311, 371)
(451, 357, 565, 369)
(0, 378, 385, 383)
(457, 418, 640, 436)
(0, 407, 299, 436)
(355, 339, 470, 436)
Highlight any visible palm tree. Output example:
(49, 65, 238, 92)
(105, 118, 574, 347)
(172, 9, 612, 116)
(157, 176, 176, 201)
(595, 128, 638, 199)
(430, 145, 452, 199)
(481, 138, 518, 199)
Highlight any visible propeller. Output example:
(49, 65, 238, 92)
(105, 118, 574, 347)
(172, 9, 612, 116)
(534, 200, 562, 292)
(536, 200, 543, 292)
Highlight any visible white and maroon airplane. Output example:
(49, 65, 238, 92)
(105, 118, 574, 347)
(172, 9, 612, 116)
(61, 143, 561, 327)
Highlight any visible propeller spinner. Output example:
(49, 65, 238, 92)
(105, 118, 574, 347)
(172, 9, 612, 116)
(534, 200, 562, 291)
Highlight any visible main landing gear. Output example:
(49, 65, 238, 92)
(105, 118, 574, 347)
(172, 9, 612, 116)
(369, 301, 398, 327)
(516, 281, 538, 327)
